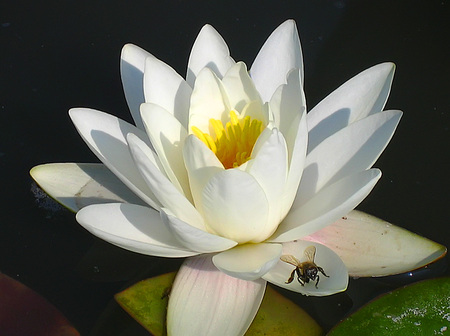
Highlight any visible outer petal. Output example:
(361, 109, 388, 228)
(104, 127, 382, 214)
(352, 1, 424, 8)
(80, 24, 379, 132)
(120, 44, 152, 130)
(167, 255, 266, 336)
(30, 163, 145, 212)
(201, 169, 269, 244)
(307, 63, 396, 152)
(247, 128, 288, 241)
(76, 203, 198, 257)
(127, 133, 202, 229)
(160, 209, 237, 253)
(188, 67, 231, 134)
(304, 210, 447, 277)
(186, 24, 235, 87)
(263, 241, 348, 296)
(143, 56, 192, 128)
(250, 20, 303, 102)
(295, 110, 402, 208)
(69, 108, 161, 209)
(221, 61, 263, 112)
(140, 103, 191, 198)
(212, 243, 282, 280)
(270, 169, 381, 243)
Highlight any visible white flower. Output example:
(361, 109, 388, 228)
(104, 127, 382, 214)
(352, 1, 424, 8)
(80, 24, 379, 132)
(31, 20, 444, 336)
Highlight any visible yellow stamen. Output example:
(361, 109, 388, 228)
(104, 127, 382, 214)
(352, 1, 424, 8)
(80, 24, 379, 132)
(193, 110, 264, 169)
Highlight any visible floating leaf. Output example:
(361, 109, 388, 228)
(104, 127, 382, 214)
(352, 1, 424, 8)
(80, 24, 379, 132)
(115, 272, 175, 335)
(246, 286, 322, 336)
(328, 277, 450, 335)
(0, 273, 80, 336)
(304, 210, 447, 277)
(115, 272, 322, 336)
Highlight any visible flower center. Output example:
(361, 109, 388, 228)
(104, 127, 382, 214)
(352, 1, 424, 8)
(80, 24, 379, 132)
(192, 110, 264, 169)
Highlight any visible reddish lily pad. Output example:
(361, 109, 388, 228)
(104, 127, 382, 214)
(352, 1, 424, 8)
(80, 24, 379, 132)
(328, 277, 450, 335)
(0, 273, 79, 336)
(115, 272, 322, 336)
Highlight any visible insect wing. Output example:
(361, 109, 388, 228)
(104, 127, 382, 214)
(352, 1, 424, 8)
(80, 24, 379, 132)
(280, 254, 300, 267)
(303, 245, 316, 262)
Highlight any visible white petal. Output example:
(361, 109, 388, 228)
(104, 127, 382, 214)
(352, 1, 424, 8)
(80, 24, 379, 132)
(221, 61, 263, 112)
(295, 110, 402, 208)
(307, 62, 396, 152)
(69, 108, 161, 209)
(263, 241, 348, 296)
(127, 133, 202, 229)
(186, 24, 235, 87)
(30, 163, 146, 212)
(270, 169, 381, 242)
(201, 169, 269, 244)
(76, 203, 198, 257)
(143, 56, 192, 128)
(167, 255, 266, 336)
(247, 128, 288, 240)
(250, 20, 303, 102)
(161, 209, 237, 253)
(120, 44, 152, 130)
(268, 68, 308, 217)
(183, 135, 224, 209)
(281, 110, 308, 217)
(269, 68, 306, 135)
(304, 210, 447, 277)
(140, 103, 191, 198)
(188, 67, 231, 134)
(213, 243, 282, 280)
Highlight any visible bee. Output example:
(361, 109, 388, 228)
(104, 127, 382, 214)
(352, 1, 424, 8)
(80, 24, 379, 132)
(280, 245, 329, 288)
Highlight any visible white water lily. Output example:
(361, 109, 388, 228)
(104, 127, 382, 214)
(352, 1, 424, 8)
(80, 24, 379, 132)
(31, 20, 446, 336)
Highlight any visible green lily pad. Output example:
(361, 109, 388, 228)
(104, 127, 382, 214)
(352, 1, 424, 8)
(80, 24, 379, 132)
(246, 286, 322, 336)
(115, 272, 322, 336)
(328, 277, 450, 336)
(115, 272, 176, 335)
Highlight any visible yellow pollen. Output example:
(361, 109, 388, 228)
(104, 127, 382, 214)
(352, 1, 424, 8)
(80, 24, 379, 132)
(192, 110, 264, 169)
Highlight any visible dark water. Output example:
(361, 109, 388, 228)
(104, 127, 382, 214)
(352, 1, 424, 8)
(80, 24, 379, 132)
(1, 0, 449, 334)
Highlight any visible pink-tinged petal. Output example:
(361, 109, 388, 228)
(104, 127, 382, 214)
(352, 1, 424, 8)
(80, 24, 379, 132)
(30, 163, 146, 212)
(143, 56, 192, 129)
(270, 169, 381, 243)
(188, 67, 231, 134)
(140, 103, 191, 198)
(307, 63, 396, 152)
(201, 169, 269, 244)
(186, 24, 235, 87)
(120, 44, 152, 130)
(167, 255, 266, 336)
(127, 133, 202, 229)
(160, 209, 237, 253)
(221, 61, 263, 112)
(295, 110, 402, 208)
(69, 108, 161, 209)
(304, 210, 447, 277)
(212, 243, 282, 280)
(76, 203, 198, 257)
(250, 20, 303, 102)
(263, 241, 348, 296)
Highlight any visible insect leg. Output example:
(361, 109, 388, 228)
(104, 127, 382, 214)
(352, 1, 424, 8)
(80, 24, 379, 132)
(318, 266, 329, 278)
(285, 269, 296, 284)
(295, 268, 305, 286)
